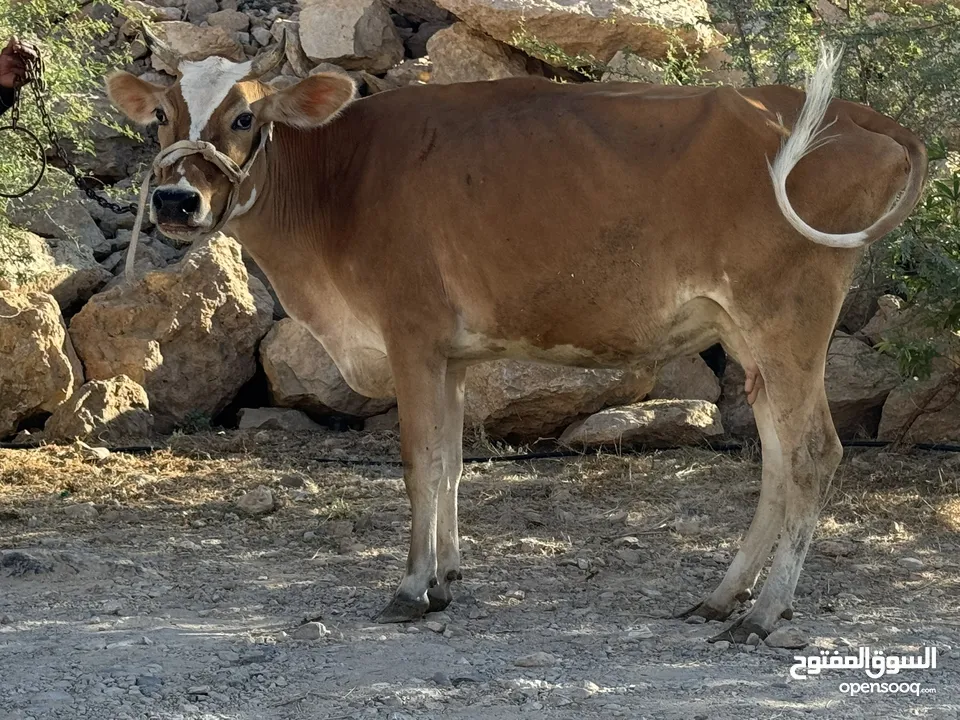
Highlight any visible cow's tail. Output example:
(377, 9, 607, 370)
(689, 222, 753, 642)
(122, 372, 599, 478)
(767, 43, 927, 249)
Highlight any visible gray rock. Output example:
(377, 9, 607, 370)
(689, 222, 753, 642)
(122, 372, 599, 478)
(44, 376, 154, 445)
(825, 332, 900, 439)
(560, 399, 724, 448)
(184, 0, 218, 22)
(236, 485, 275, 515)
(6, 169, 111, 257)
(237, 407, 323, 432)
(764, 626, 809, 649)
(0, 230, 111, 311)
(64, 502, 99, 520)
(206, 9, 250, 31)
(291, 621, 329, 640)
(649, 355, 721, 403)
(299, 0, 404, 73)
(515, 651, 558, 668)
(898, 557, 924, 571)
(428, 23, 529, 84)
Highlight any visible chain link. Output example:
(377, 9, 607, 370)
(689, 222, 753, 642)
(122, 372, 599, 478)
(15, 48, 138, 215)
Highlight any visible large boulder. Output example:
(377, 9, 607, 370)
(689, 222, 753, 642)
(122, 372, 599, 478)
(260, 319, 396, 418)
(649, 355, 720, 402)
(298, 0, 405, 73)
(560, 399, 724, 448)
(0, 230, 111, 312)
(878, 370, 960, 443)
(69, 234, 274, 433)
(433, 0, 713, 65)
(44, 375, 154, 445)
(825, 332, 900, 439)
(5, 169, 111, 258)
(0, 291, 84, 438)
(427, 22, 530, 84)
(150, 21, 245, 73)
(464, 360, 653, 438)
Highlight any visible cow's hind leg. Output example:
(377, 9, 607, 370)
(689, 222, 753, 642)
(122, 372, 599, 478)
(375, 351, 450, 623)
(678, 378, 784, 621)
(427, 364, 466, 612)
(713, 369, 841, 642)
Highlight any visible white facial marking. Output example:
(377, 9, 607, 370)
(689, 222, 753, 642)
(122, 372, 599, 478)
(179, 56, 252, 141)
(229, 186, 257, 220)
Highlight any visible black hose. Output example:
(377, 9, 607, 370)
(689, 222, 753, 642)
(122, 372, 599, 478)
(1, 438, 959, 466)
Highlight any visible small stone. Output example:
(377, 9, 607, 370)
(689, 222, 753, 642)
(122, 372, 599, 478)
(302, 531, 316, 541)
(685, 615, 706, 625)
(0, 614, 10, 624)
(746, 632, 761, 646)
(182, 703, 200, 713)
(626, 625, 653, 640)
(506, 589, 526, 601)
(280, 474, 307, 488)
(713, 640, 731, 650)
(898, 557, 924, 571)
(64, 502, 99, 520)
(187, 685, 210, 695)
(432, 672, 452, 687)
(425, 621, 445, 634)
(291, 621, 328, 640)
(515, 651, 558, 668)
(818, 540, 855, 557)
(568, 680, 601, 699)
(235, 485, 274, 515)
(765, 625, 809, 649)
(576, 558, 591, 571)
(102, 599, 124, 616)
(87, 446, 111, 461)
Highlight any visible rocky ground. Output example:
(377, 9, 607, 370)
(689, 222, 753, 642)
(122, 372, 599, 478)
(1, 430, 958, 719)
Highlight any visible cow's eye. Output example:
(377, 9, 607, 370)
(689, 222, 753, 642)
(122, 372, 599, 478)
(155, 108, 168, 126)
(232, 112, 254, 131)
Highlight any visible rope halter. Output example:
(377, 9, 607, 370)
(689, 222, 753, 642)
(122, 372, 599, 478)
(124, 123, 273, 279)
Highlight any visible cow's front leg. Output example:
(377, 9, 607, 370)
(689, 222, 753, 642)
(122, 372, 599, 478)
(375, 353, 450, 624)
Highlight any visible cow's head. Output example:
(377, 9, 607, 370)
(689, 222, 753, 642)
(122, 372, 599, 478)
(106, 27, 356, 242)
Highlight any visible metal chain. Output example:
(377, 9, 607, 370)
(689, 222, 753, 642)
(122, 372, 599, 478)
(15, 48, 137, 214)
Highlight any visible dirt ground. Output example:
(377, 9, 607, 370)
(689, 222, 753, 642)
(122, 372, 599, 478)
(0, 429, 958, 720)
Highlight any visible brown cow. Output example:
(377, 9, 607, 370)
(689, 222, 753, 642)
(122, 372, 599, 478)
(106, 39, 926, 641)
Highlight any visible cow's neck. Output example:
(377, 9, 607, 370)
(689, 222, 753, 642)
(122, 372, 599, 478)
(223, 120, 362, 328)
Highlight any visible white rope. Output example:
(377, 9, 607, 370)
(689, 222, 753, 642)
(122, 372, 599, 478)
(123, 124, 272, 281)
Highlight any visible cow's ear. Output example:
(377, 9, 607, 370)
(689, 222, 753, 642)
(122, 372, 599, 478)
(106, 71, 166, 125)
(252, 73, 356, 130)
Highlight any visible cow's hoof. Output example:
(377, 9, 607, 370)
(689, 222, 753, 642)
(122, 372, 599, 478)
(709, 615, 769, 644)
(675, 599, 733, 622)
(374, 594, 429, 624)
(427, 569, 461, 613)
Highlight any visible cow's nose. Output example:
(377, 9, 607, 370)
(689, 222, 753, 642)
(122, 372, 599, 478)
(152, 188, 201, 224)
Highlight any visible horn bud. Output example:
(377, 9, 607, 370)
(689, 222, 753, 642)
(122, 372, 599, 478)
(245, 31, 287, 80)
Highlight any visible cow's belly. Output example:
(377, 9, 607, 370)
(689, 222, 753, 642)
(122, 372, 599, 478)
(450, 297, 728, 370)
